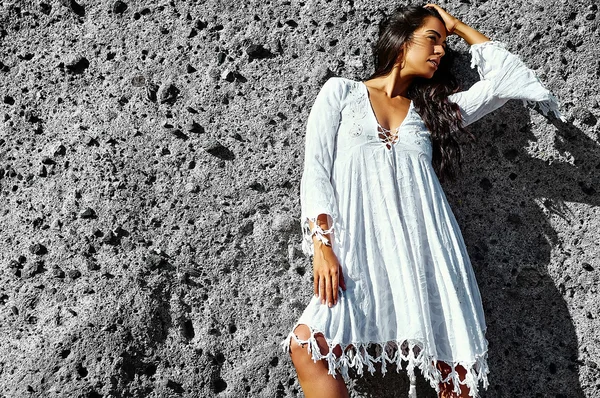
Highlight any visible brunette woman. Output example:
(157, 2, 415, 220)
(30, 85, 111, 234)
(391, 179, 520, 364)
(283, 4, 563, 397)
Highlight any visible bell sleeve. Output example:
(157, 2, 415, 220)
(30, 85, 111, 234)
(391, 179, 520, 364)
(448, 40, 565, 127)
(300, 78, 343, 256)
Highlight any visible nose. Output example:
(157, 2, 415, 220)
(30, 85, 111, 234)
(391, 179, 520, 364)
(435, 45, 445, 57)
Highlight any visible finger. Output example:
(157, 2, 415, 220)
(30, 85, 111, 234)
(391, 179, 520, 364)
(425, 4, 444, 13)
(314, 272, 319, 297)
(325, 274, 333, 307)
(339, 265, 347, 291)
(319, 275, 326, 304)
(332, 270, 339, 305)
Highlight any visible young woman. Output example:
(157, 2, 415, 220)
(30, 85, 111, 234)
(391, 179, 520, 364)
(282, 4, 563, 398)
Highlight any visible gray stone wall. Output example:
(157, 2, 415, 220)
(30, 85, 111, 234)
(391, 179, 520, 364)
(0, 0, 598, 397)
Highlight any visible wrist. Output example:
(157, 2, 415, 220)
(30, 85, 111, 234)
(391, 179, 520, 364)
(450, 20, 464, 34)
(310, 220, 333, 248)
(451, 21, 491, 45)
(313, 234, 332, 247)
(314, 239, 334, 251)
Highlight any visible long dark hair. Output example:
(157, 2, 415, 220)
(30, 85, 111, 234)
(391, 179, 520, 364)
(366, 5, 472, 181)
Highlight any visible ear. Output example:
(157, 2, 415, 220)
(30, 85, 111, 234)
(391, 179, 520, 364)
(395, 43, 407, 69)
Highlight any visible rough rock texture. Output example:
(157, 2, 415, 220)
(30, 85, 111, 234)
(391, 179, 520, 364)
(0, 0, 599, 397)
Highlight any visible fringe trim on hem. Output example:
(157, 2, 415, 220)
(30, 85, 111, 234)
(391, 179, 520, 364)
(282, 325, 489, 398)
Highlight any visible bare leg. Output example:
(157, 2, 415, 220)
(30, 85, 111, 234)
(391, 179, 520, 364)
(289, 324, 349, 398)
(437, 361, 471, 398)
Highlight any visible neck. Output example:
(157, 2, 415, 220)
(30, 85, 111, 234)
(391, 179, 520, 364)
(370, 65, 414, 99)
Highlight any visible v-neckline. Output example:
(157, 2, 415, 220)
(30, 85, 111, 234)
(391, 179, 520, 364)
(361, 81, 413, 133)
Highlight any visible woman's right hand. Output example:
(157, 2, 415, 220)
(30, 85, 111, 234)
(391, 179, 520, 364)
(424, 4, 461, 35)
(313, 243, 346, 307)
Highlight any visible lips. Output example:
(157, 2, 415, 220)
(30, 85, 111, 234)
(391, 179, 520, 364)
(428, 59, 439, 69)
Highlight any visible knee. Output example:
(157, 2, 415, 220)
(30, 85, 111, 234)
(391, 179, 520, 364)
(288, 324, 342, 360)
(289, 324, 311, 359)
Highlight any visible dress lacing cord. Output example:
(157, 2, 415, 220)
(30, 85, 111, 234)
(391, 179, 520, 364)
(377, 124, 400, 150)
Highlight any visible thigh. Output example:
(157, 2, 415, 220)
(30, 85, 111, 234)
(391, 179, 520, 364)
(288, 324, 348, 398)
(289, 324, 343, 357)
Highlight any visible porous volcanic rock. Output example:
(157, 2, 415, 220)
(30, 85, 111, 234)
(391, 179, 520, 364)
(0, 1, 599, 397)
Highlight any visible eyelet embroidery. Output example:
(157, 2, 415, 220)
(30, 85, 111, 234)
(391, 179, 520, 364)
(413, 132, 431, 147)
(350, 123, 364, 137)
(343, 85, 368, 139)
(348, 85, 368, 120)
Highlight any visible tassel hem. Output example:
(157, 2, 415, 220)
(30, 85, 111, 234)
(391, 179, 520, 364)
(281, 325, 489, 398)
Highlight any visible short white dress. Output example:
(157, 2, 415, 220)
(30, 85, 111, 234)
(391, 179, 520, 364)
(282, 41, 563, 397)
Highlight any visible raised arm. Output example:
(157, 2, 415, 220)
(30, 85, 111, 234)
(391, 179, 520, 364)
(425, 3, 564, 126)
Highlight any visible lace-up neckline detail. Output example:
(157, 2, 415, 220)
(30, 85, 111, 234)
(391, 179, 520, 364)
(377, 125, 401, 149)
(360, 82, 413, 150)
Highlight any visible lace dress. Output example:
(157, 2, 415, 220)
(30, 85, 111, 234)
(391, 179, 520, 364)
(282, 41, 563, 397)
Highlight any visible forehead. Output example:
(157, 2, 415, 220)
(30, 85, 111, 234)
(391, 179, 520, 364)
(415, 16, 447, 40)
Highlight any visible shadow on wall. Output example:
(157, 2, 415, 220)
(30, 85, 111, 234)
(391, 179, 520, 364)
(351, 71, 596, 397)
(445, 105, 594, 398)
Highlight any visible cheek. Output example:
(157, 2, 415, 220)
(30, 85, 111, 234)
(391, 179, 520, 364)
(406, 52, 423, 64)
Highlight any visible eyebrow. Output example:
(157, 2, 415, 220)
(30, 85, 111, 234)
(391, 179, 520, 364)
(425, 29, 447, 46)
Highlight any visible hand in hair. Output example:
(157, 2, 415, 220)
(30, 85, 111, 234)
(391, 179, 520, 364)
(424, 4, 461, 34)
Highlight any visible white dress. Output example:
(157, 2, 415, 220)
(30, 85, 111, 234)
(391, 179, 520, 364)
(282, 41, 563, 397)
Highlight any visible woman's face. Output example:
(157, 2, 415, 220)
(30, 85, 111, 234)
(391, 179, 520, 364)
(400, 16, 447, 79)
